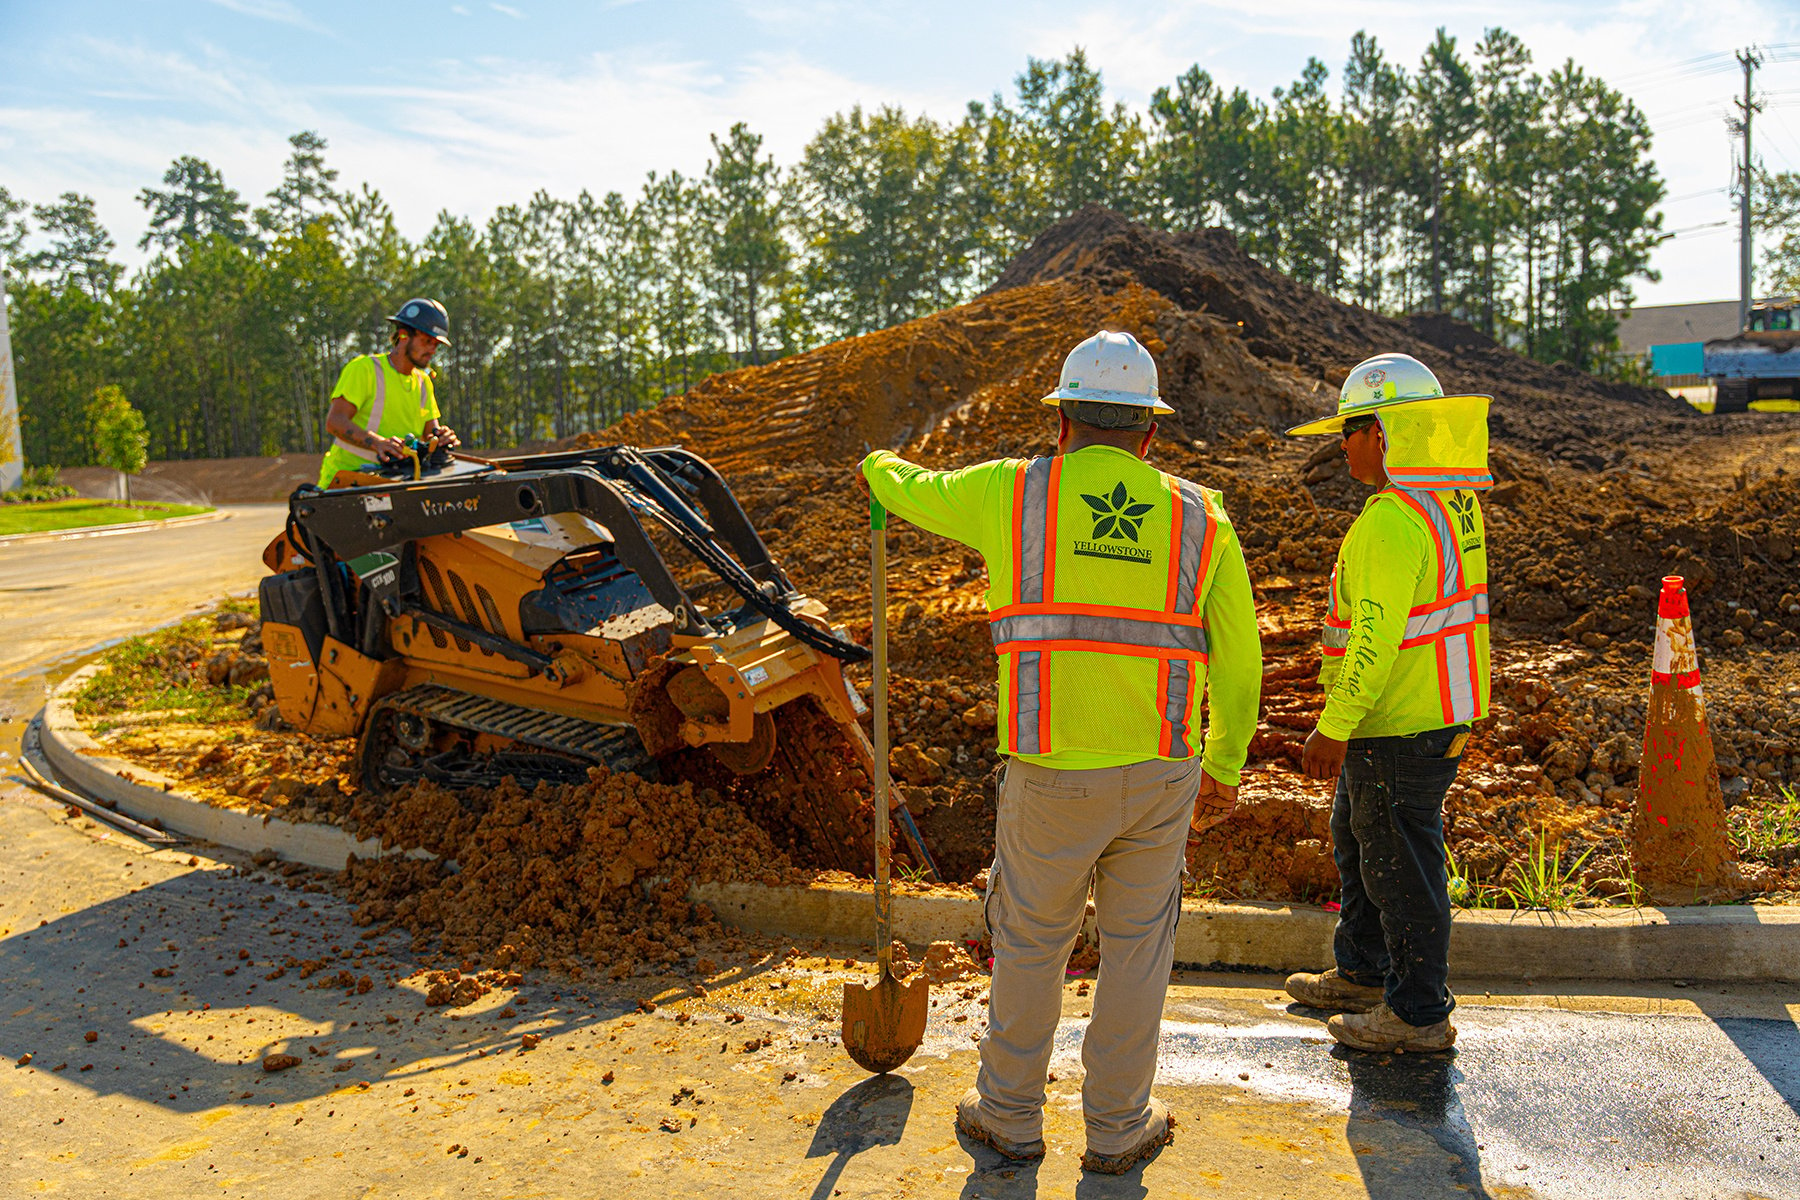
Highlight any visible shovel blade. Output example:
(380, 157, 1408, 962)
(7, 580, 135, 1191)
(841, 968, 929, 1074)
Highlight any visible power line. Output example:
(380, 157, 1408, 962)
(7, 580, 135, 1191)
(1667, 219, 1731, 235)
(1611, 50, 1740, 87)
(1665, 186, 1730, 203)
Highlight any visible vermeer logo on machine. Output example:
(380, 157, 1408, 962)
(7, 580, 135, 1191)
(1074, 482, 1155, 563)
(422, 496, 480, 518)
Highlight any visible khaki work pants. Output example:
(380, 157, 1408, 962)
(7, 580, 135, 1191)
(975, 755, 1196, 1154)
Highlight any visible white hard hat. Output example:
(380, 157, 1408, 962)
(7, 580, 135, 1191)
(1285, 352, 1484, 436)
(1041, 330, 1173, 414)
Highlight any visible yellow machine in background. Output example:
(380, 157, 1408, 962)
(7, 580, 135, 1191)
(260, 441, 936, 878)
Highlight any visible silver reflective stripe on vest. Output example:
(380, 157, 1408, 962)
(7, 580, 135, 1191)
(1396, 485, 1459, 595)
(1321, 624, 1351, 650)
(1017, 458, 1053, 605)
(1163, 658, 1193, 756)
(1012, 649, 1043, 755)
(991, 611, 1209, 656)
(1403, 591, 1489, 641)
(1172, 479, 1210, 614)
(1442, 632, 1477, 723)
(333, 354, 387, 461)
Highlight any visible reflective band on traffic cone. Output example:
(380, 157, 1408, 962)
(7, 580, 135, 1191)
(1628, 575, 1738, 897)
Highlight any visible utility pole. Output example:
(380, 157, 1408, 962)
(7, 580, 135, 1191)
(0, 266, 21, 493)
(1736, 47, 1763, 331)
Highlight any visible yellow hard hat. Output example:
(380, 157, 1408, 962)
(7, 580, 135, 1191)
(1285, 352, 1488, 436)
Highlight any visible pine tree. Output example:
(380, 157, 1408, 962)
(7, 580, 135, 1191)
(137, 156, 250, 250)
(1410, 29, 1477, 313)
(256, 131, 342, 239)
(24, 193, 122, 300)
(702, 123, 790, 366)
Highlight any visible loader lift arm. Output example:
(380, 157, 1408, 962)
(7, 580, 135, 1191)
(286, 450, 869, 669)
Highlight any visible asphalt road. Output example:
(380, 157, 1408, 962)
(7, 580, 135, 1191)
(1, 506, 1798, 1198)
(0, 504, 288, 687)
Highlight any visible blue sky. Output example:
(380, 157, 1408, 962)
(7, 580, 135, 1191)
(3, 0, 1800, 306)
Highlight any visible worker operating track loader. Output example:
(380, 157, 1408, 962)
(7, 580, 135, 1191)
(257, 439, 937, 879)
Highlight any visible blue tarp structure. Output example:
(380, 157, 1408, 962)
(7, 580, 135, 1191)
(1651, 342, 1704, 377)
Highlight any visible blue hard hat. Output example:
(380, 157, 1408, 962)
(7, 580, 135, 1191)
(386, 297, 451, 345)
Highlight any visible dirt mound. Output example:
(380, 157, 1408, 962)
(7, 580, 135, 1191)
(989, 204, 1694, 467)
(342, 769, 806, 978)
(60, 455, 324, 505)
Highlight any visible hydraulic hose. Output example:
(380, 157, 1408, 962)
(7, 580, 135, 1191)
(623, 491, 871, 663)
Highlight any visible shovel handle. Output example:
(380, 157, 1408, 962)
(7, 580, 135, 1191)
(871, 500, 893, 972)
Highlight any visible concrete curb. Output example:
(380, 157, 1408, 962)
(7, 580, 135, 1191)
(37, 667, 1800, 982)
(38, 663, 390, 872)
(0, 507, 225, 547)
(693, 882, 1800, 983)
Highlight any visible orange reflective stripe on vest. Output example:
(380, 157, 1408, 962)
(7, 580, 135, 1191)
(1387, 487, 1485, 725)
(994, 457, 1215, 757)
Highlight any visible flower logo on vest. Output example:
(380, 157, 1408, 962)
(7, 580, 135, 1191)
(1080, 482, 1155, 543)
(1446, 490, 1478, 535)
(1446, 490, 1482, 552)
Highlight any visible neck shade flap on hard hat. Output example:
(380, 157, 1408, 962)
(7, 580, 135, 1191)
(1378, 394, 1493, 492)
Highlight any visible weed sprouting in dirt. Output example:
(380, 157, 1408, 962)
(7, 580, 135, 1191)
(1500, 828, 1596, 911)
(1731, 784, 1800, 861)
(1445, 844, 1497, 909)
(77, 612, 261, 726)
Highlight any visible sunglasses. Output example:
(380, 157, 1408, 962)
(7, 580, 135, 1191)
(1341, 418, 1379, 440)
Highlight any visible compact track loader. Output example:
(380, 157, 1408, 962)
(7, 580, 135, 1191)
(259, 441, 934, 877)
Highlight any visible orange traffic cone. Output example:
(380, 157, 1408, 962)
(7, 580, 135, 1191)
(1628, 575, 1739, 899)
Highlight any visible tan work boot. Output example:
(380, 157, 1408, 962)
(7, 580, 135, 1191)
(1285, 967, 1384, 1013)
(1081, 1098, 1175, 1175)
(1327, 1002, 1456, 1052)
(955, 1088, 1045, 1161)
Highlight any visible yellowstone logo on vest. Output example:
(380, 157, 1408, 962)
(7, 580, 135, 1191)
(1074, 482, 1156, 564)
(1447, 490, 1482, 552)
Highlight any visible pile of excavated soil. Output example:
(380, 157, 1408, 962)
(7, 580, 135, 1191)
(989, 205, 1701, 466)
(340, 770, 811, 978)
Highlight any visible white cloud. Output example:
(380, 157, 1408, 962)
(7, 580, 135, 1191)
(4, 0, 1798, 305)
(203, 0, 329, 35)
(490, 3, 526, 18)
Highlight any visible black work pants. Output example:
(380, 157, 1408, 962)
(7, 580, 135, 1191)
(1329, 725, 1467, 1027)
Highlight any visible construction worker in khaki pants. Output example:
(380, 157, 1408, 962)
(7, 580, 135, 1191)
(857, 331, 1262, 1173)
(1284, 352, 1492, 1053)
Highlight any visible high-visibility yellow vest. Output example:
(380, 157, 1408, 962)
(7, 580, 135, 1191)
(992, 452, 1224, 759)
(316, 354, 439, 487)
(1321, 485, 1489, 728)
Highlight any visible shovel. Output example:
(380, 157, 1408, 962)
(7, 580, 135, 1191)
(842, 496, 929, 1074)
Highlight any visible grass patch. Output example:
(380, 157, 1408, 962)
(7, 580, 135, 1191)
(1498, 827, 1595, 911)
(0, 498, 211, 536)
(1445, 844, 1498, 909)
(1731, 784, 1800, 860)
(76, 614, 256, 726)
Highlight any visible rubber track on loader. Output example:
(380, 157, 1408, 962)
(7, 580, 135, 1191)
(364, 684, 654, 788)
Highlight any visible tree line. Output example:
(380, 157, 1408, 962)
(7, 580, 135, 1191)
(2, 28, 1671, 469)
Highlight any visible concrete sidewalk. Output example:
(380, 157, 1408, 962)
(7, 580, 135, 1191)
(2, 777, 1797, 1200)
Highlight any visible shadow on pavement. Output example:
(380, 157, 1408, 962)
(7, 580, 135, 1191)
(1702, 1006, 1800, 1121)
(806, 1073, 914, 1200)
(1335, 1044, 1492, 1200)
(0, 865, 622, 1113)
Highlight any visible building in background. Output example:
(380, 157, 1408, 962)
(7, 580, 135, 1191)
(1615, 300, 1743, 387)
